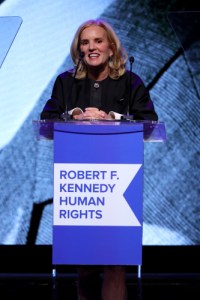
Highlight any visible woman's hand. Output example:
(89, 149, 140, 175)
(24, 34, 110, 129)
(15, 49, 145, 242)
(72, 107, 114, 120)
(83, 107, 112, 120)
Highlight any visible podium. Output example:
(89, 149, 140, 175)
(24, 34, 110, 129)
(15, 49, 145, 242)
(33, 120, 166, 274)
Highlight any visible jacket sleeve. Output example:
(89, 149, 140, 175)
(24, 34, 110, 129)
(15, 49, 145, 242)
(130, 74, 158, 121)
(40, 75, 67, 120)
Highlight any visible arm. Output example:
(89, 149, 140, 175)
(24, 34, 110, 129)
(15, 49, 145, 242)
(130, 74, 158, 121)
(40, 73, 73, 120)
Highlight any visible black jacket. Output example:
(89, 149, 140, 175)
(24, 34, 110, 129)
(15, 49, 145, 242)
(40, 70, 158, 121)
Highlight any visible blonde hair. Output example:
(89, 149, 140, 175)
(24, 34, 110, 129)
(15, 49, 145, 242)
(70, 19, 128, 79)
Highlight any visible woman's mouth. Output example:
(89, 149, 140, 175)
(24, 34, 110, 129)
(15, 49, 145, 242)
(88, 53, 99, 58)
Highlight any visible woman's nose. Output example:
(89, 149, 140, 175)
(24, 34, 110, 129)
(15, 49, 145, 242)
(89, 41, 95, 50)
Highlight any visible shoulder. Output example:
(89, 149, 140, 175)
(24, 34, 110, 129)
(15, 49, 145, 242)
(114, 70, 142, 81)
(125, 70, 143, 81)
(125, 70, 147, 89)
(57, 69, 74, 80)
(56, 69, 88, 83)
(111, 70, 144, 87)
(52, 69, 75, 87)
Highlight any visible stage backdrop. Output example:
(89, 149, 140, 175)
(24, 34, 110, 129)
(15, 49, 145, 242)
(0, 0, 199, 246)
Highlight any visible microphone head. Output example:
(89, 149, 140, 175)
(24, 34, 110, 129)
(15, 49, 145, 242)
(79, 51, 85, 59)
(129, 56, 134, 64)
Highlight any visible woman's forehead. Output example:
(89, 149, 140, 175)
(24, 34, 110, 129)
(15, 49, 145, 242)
(80, 25, 107, 39)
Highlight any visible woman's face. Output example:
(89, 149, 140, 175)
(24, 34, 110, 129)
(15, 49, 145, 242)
(79, 25, 113, 70)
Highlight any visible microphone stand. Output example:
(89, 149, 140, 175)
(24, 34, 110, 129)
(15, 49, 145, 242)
(61, 52, 84, 121)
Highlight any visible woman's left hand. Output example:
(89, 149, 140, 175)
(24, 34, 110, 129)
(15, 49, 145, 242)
(83, 107, 112, 120)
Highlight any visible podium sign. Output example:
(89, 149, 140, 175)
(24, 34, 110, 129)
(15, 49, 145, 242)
(52, 121, 143, 265)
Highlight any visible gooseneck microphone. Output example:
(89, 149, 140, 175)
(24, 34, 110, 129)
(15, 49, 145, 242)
(129, 56, 134, 69)
(61, 51, 85, 120)
(121, 56, 135, 121)
(128, 56, 134, 117)
(73, 51, 85, 79)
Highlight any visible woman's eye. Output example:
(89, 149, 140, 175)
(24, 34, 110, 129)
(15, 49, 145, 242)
(80, 40, 88, 45)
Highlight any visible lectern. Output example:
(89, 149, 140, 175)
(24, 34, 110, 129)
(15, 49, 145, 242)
(33, 120, 166, 276)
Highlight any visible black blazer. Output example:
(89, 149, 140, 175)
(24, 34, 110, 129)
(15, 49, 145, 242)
(40, 70, 158, 121)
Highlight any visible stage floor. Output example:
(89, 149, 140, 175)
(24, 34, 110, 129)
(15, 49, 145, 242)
(0, 272, 199, 300)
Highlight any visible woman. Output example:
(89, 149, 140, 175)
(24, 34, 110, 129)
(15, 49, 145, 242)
(40, 19, 158, 122)
(41, 19, 158, 300)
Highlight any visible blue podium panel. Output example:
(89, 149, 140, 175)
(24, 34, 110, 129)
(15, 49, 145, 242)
(53, 122, 143, 265)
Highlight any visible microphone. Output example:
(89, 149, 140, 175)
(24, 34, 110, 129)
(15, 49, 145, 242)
(121, 56, 135, 121)
(129, 56, 134, 67)
(73, 51, 85, 78)
(128, 56, 134, 117)
(61, 51, 85, 120)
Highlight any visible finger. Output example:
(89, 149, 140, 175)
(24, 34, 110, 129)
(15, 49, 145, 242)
(85, 107, 99, 112)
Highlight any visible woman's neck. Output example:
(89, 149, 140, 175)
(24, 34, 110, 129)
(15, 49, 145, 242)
(87, 64, 109, 81)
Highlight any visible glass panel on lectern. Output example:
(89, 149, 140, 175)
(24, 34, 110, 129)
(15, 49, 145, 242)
(0, 16, 22, 68)
(167, 11, 200, 94)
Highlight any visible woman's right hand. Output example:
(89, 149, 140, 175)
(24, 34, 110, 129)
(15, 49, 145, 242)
(72, 107, 114, 120)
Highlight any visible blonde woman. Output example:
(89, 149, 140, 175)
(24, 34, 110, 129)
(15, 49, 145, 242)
(41, 19, 157, 122)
